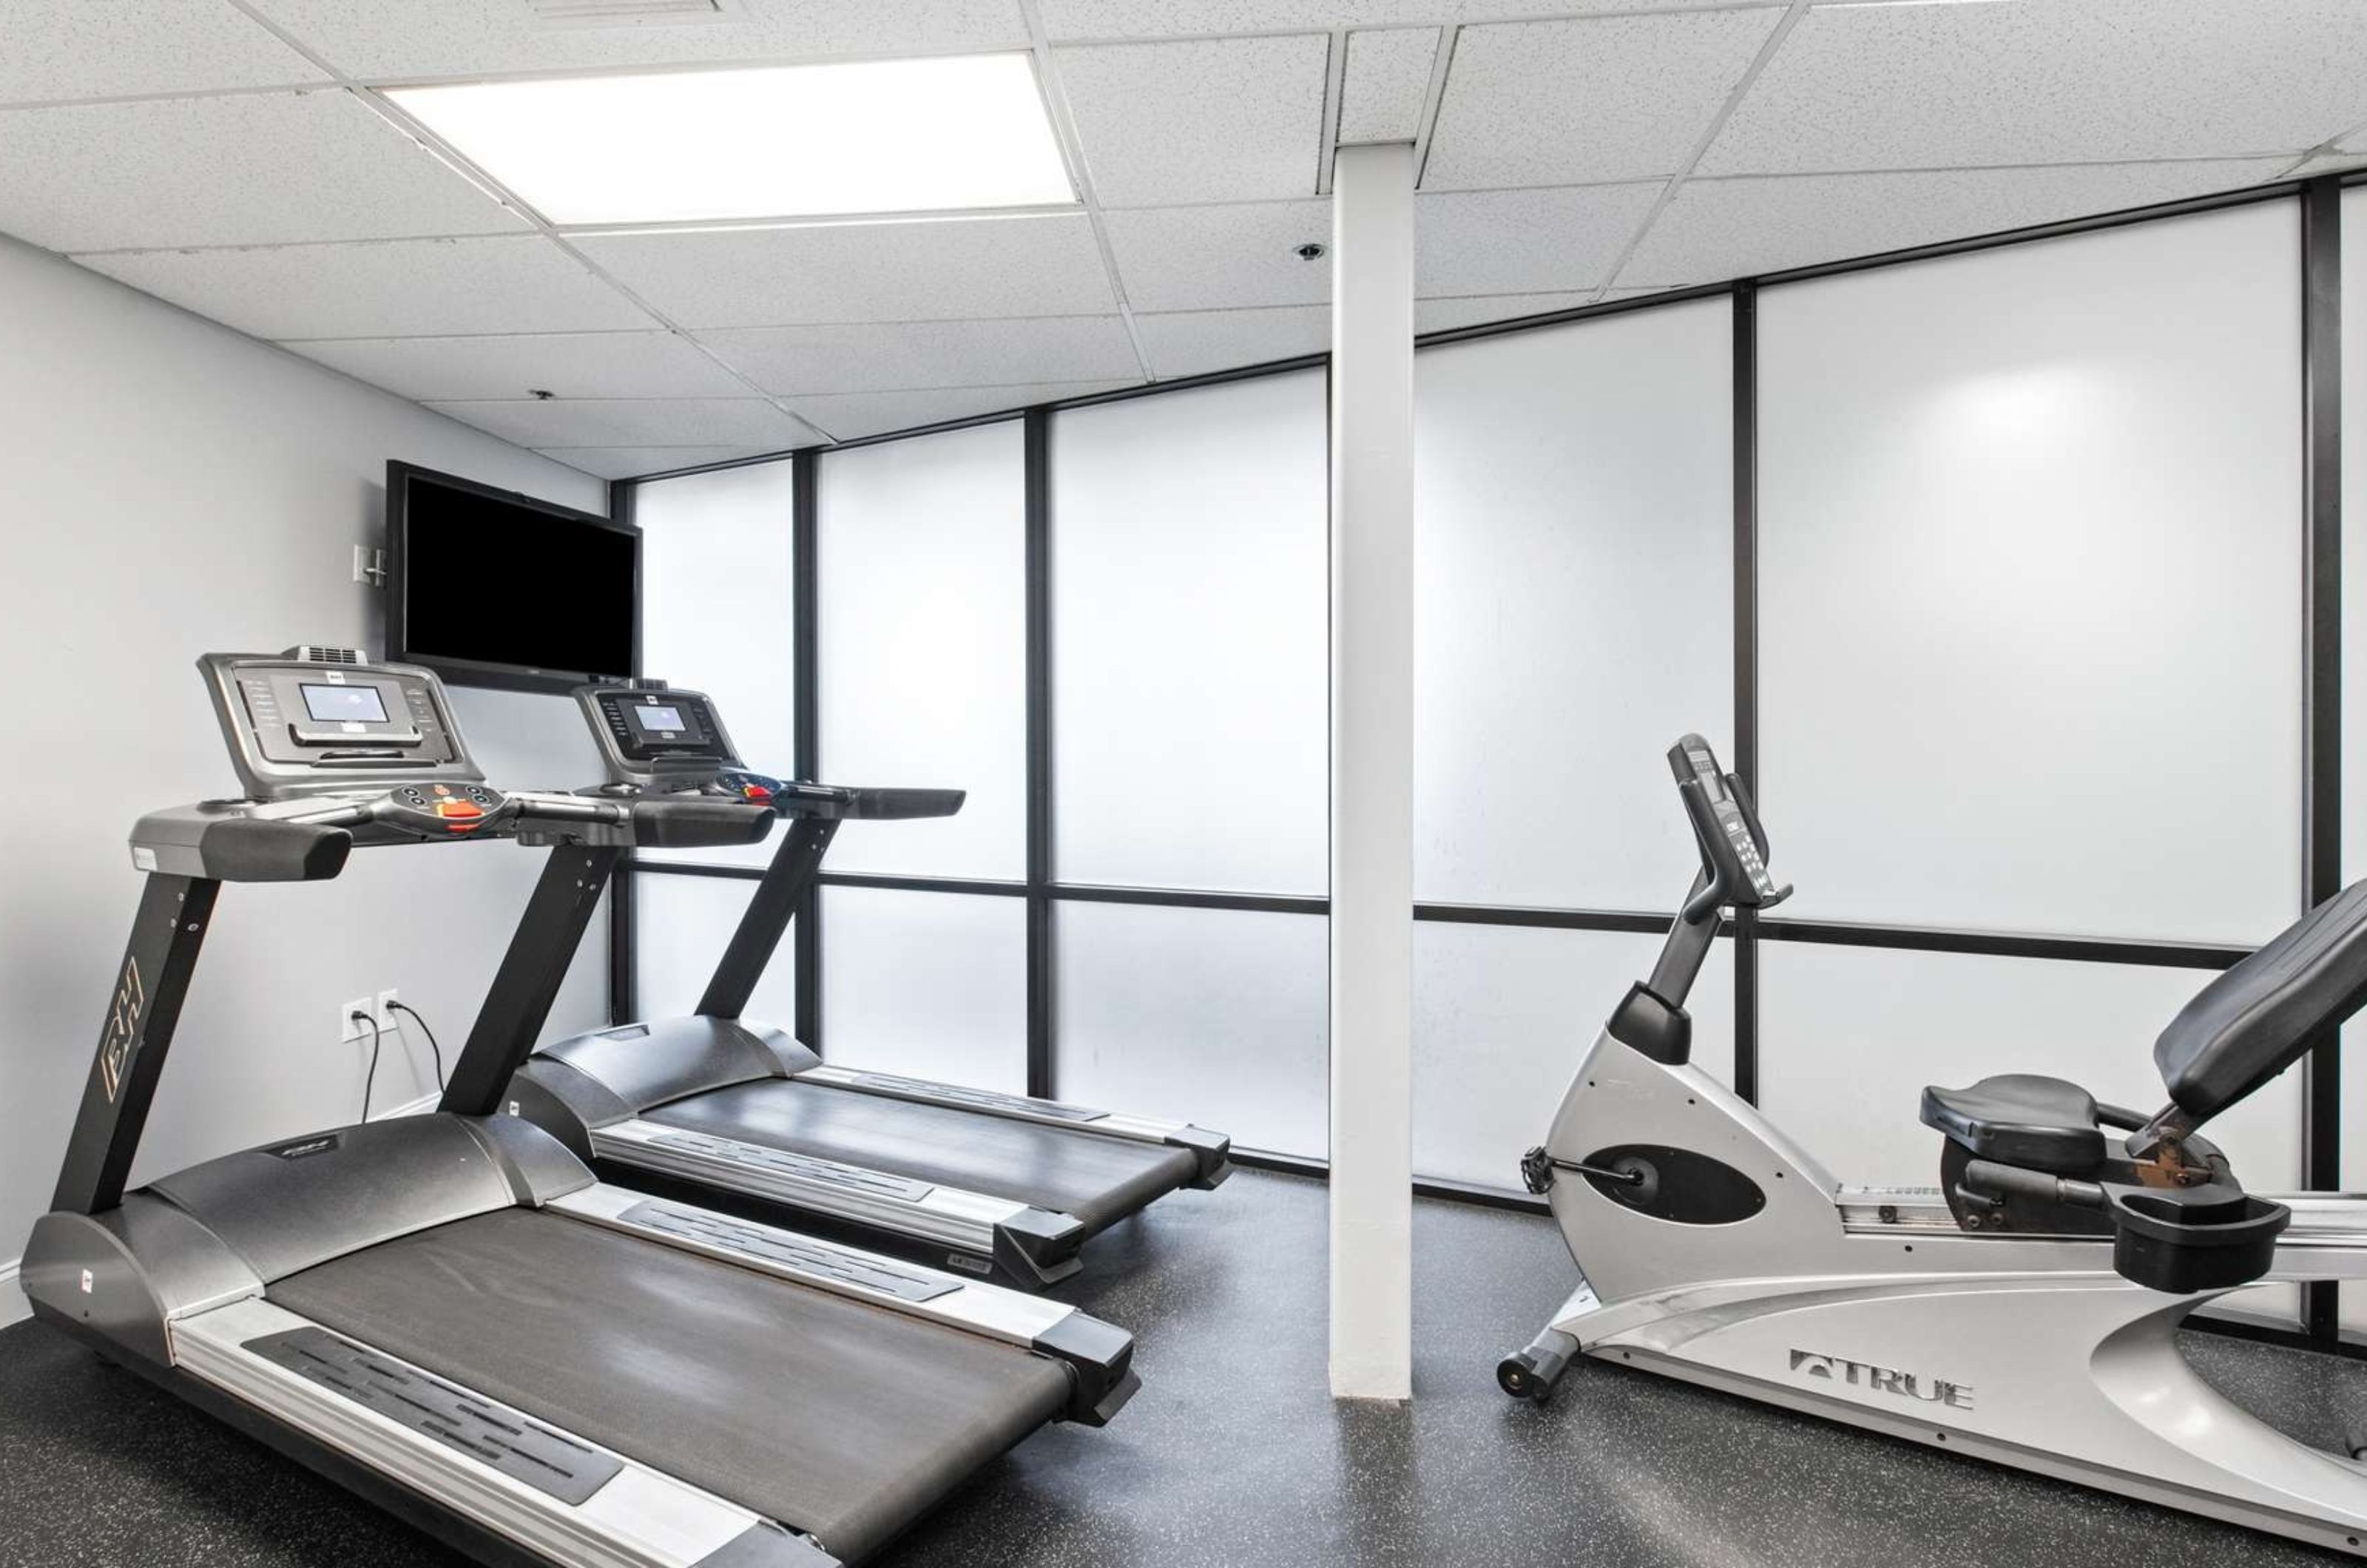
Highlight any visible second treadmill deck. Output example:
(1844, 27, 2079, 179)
(641, 1078, 1202, 1234)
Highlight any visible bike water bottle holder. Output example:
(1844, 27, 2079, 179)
(2102, 1182, 2289, 1294)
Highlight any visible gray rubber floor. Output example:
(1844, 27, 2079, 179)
(3, 1169, 2363, 1567)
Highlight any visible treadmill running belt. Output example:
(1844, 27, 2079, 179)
(266, 1208, 1070, 1564)
(646, 1079, 1201, 1233)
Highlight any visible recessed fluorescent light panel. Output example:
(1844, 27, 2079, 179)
(389, 54, 1074, 226)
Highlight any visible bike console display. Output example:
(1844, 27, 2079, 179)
(1667, 734, 1791, 922)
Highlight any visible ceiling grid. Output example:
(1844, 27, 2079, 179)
(0, 0, 2352, 477)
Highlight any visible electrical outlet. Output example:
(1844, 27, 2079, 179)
(376, 988, 400, 1031)
(340, 996, 377, 1041)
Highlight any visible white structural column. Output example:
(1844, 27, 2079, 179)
(1327, 141, 1417, 1401)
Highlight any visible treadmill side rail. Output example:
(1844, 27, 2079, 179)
(797, 1065, 1234, 1178)
(550, 1186, 1072, 1346)
(588, 1118, 1088, 1289)
(171, 1297, 837, 1568)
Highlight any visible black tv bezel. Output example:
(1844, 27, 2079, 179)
(385, 460, 640, 696)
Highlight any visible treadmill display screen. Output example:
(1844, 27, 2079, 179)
(300, 684, 389, 723)
(627, 704, 686, 733)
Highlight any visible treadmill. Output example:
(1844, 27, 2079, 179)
(22, 650, 1138, 1568)
(504, 682, 1231, 1288)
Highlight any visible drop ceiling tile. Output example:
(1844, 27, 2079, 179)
(1056, 36, 1330, 206)
(1414, 291, 1598, 334)
(1422, 10, 1783, 190)
(285, 331, 749, 402)
(571, 214, 1116, 328)
(1045, 0, 1430, 35)
(1041, 1, 1729, 40)
(536, 447, 782, 481)
(0, 0, 326, 105)
(428, 397, 814, 449)
(1700, 0, 2367, 178)
(696, 316, 1138, 394)
(81, 235, 652, 339)
(2290, 150, 2367, 179)
(245, 0, 1027, 78)
(1132, 307, 1330, 377)
(787, 380, 1141, 442)
(1621, 160, 2288, 287)
(0, 90, 523, 253)
(1417, 183, 1664, 296)
(1339, 28, 1439, 145)
(1103, 200, 1333, 311)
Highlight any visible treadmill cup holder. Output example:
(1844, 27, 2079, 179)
(2104, 1183, 2289, 1294)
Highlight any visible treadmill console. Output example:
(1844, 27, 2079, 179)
(581, 684, 789, 805)
(575, 681, 965, 822)
(581, 684, 743, 784)
(203, 649, 479, 800)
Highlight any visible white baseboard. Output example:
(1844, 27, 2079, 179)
(372, 1091, 441, 1121)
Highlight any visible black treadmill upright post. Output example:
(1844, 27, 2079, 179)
(52, 873, 222, 1215)
(442, 843, 622, 1116)
(698, 814, 840, 1021)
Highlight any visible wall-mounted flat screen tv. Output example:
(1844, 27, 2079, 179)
(385, 460, 638, 693)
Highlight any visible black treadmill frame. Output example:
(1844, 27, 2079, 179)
(53, 873, 220, 1216)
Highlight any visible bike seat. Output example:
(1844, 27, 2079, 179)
(1919, 1073, 2106, 1175)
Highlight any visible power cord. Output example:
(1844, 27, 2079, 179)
(385, 999, 445, 1093)
(350, 1010, 382, 1123)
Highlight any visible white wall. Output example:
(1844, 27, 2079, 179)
(0, 234, 610, 1315)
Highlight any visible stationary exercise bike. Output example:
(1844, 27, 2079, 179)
(1500, 733, 2367, 1555)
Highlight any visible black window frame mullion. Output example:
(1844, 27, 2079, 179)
(792, 447, 823, 1052)
(2300, 175, 2346, 1349)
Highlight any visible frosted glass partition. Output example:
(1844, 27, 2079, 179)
(1758, 942, 2300, 1192)
(1415, 300, 1733, 911)
(634, 873, 794, 1027)
(635, 458, 797, 866)
(821, 887, 1026, 1093)
(1760, 203, 2303, 946)
(1052, 371, 1329, 893)
(819, 421, 1025, 880)
(1414, 922, 1734, 1190)
(1053, 902, 1328, 1159)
